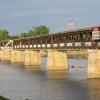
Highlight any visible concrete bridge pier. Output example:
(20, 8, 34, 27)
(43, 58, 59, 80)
(0, 50, 3, 60)
(24, 50, 41, 67)
(47, 50, 68, 70)
(11, 50, 24, 64)
(88, 50, 100, 78)
(0, 50, 11, 61)
(0, 50, 5, 60)
(3, 50, 11, 61)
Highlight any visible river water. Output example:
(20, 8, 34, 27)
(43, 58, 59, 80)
(0, 58, 100, 100)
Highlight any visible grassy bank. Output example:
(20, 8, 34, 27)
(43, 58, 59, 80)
(0, 96, 9, 100)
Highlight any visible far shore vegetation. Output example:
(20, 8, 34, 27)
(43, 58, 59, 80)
(0, 25, 49, 41)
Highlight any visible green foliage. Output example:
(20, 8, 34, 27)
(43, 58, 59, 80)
(18, 25, 49, 38)
(9, 35, 18, 39)
(0, 96, 9, 100)
(18, 32, 28, 39)
(0, 25, 49, 40)
(0, 29, 9, 41)
(28, 25, 49, 36)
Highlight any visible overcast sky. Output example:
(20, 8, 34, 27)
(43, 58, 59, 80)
(0, 0, 100, 34)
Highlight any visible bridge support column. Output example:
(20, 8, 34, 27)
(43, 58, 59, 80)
(88, 50, 100, 78)
(47, 50, 68, 70)
(0, 50, 11, 61)
(11, 50, 24, 64)
(0, 50, 4, 60)
(4, 50, 11, 61)
(24, 50, 41, 67)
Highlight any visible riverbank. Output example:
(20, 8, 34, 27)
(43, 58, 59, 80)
(0, 96, 9, 100)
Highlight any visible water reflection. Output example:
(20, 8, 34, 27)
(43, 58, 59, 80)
(87, 79, 100, 100)
(46, 70, 67, 79)
(0, 59, 100, 100)
(0, 60, 10, 64)
(25, 65, 40, 71)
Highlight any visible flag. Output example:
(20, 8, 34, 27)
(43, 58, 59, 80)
(66, 20, 74, 30)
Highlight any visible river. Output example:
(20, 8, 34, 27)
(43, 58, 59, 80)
(0, 58, 100, 100)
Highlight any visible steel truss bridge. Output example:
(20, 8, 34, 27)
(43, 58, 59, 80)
(0, 26, 100, 50)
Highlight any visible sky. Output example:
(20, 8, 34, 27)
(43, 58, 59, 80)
(0, 0, 100, 35)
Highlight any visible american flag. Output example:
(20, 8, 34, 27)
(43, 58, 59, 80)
(66, 20, 74, 30)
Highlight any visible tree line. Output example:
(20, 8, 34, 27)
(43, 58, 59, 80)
(0, 25, 49, 41)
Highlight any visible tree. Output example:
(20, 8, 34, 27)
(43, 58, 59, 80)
(0, 25, 49, 41)
(9, 35, 18, 39)
(0, 29, 9, 41)
(28, 25, 49, 36)
(28, 29, 35, 37)
(18, 32, 28, 39)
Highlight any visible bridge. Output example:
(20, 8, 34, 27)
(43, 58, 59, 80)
(0, 26, 100, 78)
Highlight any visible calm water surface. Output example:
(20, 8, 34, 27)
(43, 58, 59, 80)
(0, 58, 100, 100)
